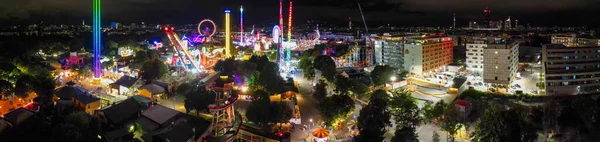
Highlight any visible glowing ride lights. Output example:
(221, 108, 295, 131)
(287, 0, 292, 41)
(272, 25, 282, 63)
(225, 9, 232, 58)
(197, 19, 217, 40)
(92, 0, 102, 85)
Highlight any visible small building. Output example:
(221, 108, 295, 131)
(454, 99, 472, 118)
(97, 97, 150, 127)
(138, 84, 166, 101)
(110, 75, 143, 96)
(1, 108, 35, 128)
(54, 81, 101, 115)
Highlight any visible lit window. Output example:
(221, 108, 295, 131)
(495, 51, 498, 54)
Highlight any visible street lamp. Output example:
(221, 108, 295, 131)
(390, 76, 397, 82)
(309, 118, 313, 129)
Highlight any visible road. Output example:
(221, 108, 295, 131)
(290, 72, 322, 141)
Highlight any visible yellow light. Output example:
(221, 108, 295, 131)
(225, 10, 231, 58)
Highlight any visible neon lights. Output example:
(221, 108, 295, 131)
(240, 6, 244, 46)
(197, 19, 216, 38)
(273, 25, 282, 63)
(93, 0, 101, 78)
(279, 0, 283, 35)
(225, 9, 231, 58)
(287, 1, 292, 41)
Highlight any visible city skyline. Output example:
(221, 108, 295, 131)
(0, 0, 599, 27)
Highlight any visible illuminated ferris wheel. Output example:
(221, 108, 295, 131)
(197, 19, 217, 38)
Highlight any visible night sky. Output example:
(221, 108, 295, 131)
(0, 0, 599, 27)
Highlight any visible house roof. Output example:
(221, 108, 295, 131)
(139, 84, 165, 94)
(142, 105, 179, 125)
(455, 99, 471, 107)
(55, 85, 87, 100)
(156, 123, 194, 142)
(73, 92, 101, 105)
(102, 98, 144, 124)
(136, 116, 160, 131)
(104, 127, 131, 141)
(112, 76, 139, 88)
(2, 108, 35, 126)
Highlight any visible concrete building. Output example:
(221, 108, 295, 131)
(551, 34, 600, 47)
(483, 41, 519, 85)
(373, 36, 404, 70)
(541, 44, 600, 95)
(403, 35, 454, 77)
(466, 40, 487, 76)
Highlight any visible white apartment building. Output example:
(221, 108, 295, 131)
(373, 36, 405, 71)
(466, 40, 486, 76)
(483, 41, 519, 85)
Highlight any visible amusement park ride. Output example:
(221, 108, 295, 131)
(163, 19, 220, 73)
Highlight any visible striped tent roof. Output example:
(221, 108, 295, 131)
(311, 128, 330, 138)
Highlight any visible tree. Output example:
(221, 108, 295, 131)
(334, 74, 351, 95)
(313, 55, 336, 82)
(139, 58, 168, 83)
(0, 80, 14, 97)
(313, 79, 328, 102)
(440, 104, 462, 142)
(370, 65, 395, 86)
(246, 89, 272, 125)
(432, 131, 441, 142)
(355, 89, 391, 142)
(184, 87, 216, 116)
(131, 50, 149, 70)
(256, 62, 285, 94)
(318, 94, 355, 127)
(271, 102, 293, 124)
(349, 79, 370, 97)
(391, 126, 418, 142)
(422, 100, 447, 123)
(389, 89, 420, 130)
(298, 56, 315, 80)
(176, 83, 192, 95)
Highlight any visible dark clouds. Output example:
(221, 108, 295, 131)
(0, 0, 598, 26)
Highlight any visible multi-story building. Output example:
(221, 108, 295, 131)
(373, 36, 404, 70)
(541, 44, 600, 95)
(403, 35, 454, 77)
(551, 34, 600, 47)
(466, 40, 487, 76)
(483, 41, 519, 85)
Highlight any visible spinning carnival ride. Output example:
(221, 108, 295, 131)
(164, 19, 219, 72)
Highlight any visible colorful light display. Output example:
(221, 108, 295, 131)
(273, 25, 281, 63)
(93, 0, 101, 78)
(225, 9, 231, 58)
(287, 1, 292, 41)
(279, 0, 283, 35)
(197, 19, 216, 38)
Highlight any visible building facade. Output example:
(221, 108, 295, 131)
(551, 34, 600, 47)
(541, 44, 600, 95)
(466, 40, 487, 76)
(403, 35, 454, 77)
(373, 36, 404, 71)
(483, 41, 519, 85)
(333, 45, 374, 68)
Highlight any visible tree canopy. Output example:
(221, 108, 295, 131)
(370, 65, 396, 86)
(139, 58, 168, 83)
(318, 94, 355, 127)
(355, 89, 391, 142)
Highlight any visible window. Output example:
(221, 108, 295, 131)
(495, 77, 498, 80)
(566, 66, 570, 70)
